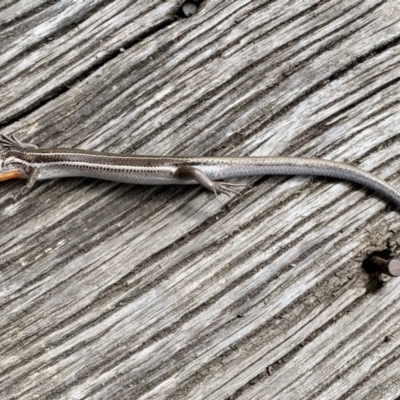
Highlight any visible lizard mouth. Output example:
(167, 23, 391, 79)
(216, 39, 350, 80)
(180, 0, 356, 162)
(0, 170, 24, 181)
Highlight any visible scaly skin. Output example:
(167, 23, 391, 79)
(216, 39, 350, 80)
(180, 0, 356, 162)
(0, 133, 399, 206)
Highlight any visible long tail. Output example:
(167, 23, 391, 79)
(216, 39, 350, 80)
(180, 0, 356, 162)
(199, 157, 400, 207)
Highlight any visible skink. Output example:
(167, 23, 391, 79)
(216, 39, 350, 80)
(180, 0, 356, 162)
(0, 133, 399, 207)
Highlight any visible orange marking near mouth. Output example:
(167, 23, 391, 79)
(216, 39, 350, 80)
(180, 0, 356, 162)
(0, 171, 23, 181)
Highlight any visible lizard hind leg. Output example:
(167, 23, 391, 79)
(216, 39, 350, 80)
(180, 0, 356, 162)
(0, 133, 39, 151)
(175, 166, 248, 197)
(217, 182, 250, 196)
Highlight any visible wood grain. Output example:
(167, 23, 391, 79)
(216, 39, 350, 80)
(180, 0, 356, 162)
(1, 0, 400, 399)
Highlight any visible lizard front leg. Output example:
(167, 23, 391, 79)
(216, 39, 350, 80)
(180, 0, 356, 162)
(0, 133, 39, 151)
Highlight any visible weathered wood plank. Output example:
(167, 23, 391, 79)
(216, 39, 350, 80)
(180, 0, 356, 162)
(1, 0, 400, 399)
(0, 0, 182, 125)
(0, 0, 49, 24)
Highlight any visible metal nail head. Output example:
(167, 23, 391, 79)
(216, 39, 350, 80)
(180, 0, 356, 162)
(369, 255, 400, 277)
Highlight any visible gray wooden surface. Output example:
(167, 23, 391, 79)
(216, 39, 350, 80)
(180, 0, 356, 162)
(1, 0, 400, 399)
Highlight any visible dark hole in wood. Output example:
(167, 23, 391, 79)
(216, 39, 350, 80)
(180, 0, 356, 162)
(362, 248, 392, 275)
(177, 0, 205, 18)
